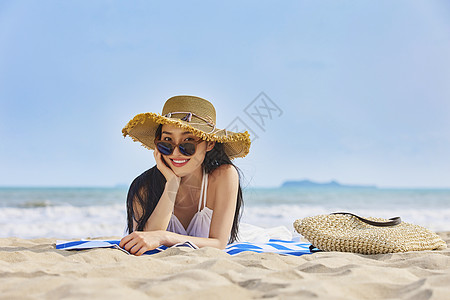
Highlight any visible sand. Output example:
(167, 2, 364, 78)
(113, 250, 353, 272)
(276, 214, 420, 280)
(1, 232, 449, 300)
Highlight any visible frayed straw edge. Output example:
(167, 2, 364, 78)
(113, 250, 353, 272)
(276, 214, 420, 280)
(122, 113, 251, 158)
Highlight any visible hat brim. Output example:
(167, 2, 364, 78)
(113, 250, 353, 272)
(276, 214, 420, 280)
(122, 113, 251, 159)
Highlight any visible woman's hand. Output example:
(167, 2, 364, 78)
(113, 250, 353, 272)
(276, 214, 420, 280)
(153, 149, 181, 187)
(119, 231, 166, 256)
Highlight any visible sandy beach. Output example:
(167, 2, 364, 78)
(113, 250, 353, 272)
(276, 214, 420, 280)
(0, 233, 448, 299)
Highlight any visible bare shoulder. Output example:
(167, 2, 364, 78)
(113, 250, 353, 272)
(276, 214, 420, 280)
(207, 164, 239, 209)
(208, 164, 239, 185)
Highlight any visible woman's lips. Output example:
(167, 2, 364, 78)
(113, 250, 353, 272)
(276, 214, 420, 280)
(170, 158, 189, 167)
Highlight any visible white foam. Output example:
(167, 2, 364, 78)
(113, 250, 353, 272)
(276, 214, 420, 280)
(0, 204, 127, 239)
(241, 204, 450, 232)
(1, 203, 449, 239)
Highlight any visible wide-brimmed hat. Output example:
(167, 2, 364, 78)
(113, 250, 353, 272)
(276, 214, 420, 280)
(122, 95, 251, 159)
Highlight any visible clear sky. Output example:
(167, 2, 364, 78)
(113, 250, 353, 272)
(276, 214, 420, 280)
(1, 1, 449, 188)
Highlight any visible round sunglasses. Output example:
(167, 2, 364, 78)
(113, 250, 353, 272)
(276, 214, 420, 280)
(154, 139, 204, 156)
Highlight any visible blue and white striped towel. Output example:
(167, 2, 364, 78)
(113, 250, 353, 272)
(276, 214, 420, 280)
(225, 239, 314, 256)
(56, 239, 315, 256)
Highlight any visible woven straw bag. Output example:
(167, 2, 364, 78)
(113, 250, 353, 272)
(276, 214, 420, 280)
(294, 213, 447, 255)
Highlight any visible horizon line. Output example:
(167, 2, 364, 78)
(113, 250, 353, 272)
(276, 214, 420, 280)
(1, 184, 450, 190)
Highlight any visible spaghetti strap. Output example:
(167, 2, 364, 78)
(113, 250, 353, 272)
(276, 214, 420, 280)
(202, 170, 208, 210)
(198, 169, 206, 211)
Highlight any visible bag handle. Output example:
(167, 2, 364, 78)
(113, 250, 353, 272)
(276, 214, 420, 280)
(331, 212, 402, 227)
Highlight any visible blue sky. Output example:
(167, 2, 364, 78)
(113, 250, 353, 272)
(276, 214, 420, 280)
(1, 1, 449, 188)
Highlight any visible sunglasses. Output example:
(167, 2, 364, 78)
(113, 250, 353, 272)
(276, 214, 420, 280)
(154, 139, 204, 156)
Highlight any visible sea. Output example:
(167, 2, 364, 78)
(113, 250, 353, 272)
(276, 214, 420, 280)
(1, 186, 450, 239)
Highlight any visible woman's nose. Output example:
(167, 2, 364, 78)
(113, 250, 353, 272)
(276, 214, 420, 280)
(172, 145, 182, 156)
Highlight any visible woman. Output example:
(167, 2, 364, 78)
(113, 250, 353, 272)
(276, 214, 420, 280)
(119, 95, 251, 255)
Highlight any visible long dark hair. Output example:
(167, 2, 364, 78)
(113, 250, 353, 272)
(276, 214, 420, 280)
(126, 124, 244, 243)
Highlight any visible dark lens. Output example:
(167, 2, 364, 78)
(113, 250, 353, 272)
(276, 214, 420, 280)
(179, 143, 196, 156)
(156, 142, 173, 155)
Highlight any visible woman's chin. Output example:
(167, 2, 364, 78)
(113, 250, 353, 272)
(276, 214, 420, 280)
(172, 169, 188, 177)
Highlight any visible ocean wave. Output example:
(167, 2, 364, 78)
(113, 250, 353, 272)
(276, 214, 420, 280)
(18, 200, 54, 208)
(1, 203, 449, 239)
(0, 204, 127, 239)
(241, 204, 450, 232)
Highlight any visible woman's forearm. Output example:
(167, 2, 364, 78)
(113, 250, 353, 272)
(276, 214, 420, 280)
(120, 230, 227, 256)
(162, 230, 226, 249)
(143, 179, 179, 231)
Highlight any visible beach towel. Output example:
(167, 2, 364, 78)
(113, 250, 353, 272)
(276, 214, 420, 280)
(56, 239, 315, 256)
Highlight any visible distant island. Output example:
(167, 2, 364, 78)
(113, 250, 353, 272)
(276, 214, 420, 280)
(281, 180, 376, 189)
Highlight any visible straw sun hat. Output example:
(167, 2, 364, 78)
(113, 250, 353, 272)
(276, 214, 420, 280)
(122, 95, 251, 159)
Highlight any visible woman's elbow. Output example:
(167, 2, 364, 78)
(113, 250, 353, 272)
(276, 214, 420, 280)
(214, 238, 228, 250)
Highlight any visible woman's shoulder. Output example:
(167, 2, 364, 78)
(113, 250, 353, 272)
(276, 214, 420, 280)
(207, 165, 240, 208)
(208, 164, 239, 185)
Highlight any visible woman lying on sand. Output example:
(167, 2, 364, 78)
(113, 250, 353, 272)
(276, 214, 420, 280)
(119, 95, 251, 255)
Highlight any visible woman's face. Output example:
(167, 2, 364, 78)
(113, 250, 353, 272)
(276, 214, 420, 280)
(158, 124, 215, 177)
